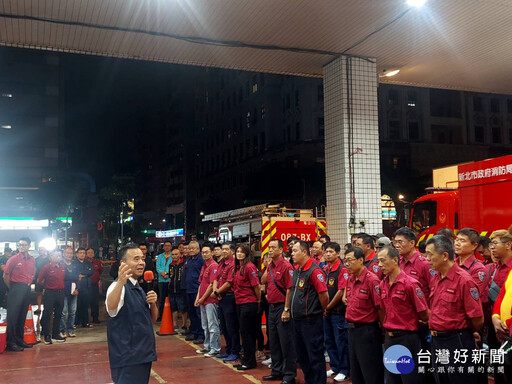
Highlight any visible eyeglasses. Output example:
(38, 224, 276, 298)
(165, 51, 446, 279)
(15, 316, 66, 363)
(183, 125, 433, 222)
(392, 240, 407, 246)
(344, 258, 356, 264)
(18, 243, 29, 247)
(490, 240, 509, 247)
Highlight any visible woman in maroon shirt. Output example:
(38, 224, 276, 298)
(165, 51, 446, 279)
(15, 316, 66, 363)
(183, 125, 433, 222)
(232, 244, 261, 370)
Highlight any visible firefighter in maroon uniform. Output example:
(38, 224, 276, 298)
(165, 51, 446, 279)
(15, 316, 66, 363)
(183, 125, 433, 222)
(323, 242, 350, 382)
(393, 227, 432, 302)
(343, 246, 384, 384)
(290, 240, 328, 384)
(378, 245, 429, 384)
(426, 235, 484, 384)
(261, 238, 296, 383)
(354, 233, 383, 278)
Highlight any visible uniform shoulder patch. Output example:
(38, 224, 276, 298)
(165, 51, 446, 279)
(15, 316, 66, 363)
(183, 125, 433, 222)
(477, 271, 486, 282)
(289, 270, 294, 277)
(316, 272, 325, 283)
(415, 287, 424, 299)
(469, 286, 479, 301)
(430, 269, 437, 276)
(373, 265, 380, 273)
(343, 272, 349, 280)
(251, 271, 257, 278)
(374, 285, 380, 294)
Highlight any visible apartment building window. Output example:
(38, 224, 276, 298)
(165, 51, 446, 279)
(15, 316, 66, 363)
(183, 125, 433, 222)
(388, 89, 399, 106)
(261, 104, 266, 120)
(474, 126, 484, 143)
(295, 122, 301, 140)
(473, 97, 483, 112)
(508, 99, 512, 113)
(492, 127, 501, 144)
(407, 90, 417, 107)
(491, 98, 500, 113)
(409, 121, 419, 141)
(389, 120, 401, 140)
(295, 90, 300, 107)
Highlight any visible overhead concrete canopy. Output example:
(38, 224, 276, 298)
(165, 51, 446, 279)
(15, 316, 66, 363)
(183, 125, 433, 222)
(0, 0, 511, 94)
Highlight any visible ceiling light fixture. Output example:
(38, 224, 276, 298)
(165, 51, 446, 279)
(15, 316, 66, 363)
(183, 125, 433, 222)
(379, 69, 400, 78)
(406, 0, 426, 8)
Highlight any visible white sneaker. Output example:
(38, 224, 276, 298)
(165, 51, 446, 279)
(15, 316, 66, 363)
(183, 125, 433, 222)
(326, 369, 335, 378)
(262, 357, 272, 366)
(204, 350, 218, 357)
(334, 373, 348, 382)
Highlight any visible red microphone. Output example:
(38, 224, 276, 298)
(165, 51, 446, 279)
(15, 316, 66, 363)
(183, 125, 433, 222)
(143, 270, 154, 282)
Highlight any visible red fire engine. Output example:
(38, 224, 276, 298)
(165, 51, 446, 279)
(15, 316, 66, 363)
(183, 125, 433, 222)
(203, 204, 327, 257)
(409, 154, 512, 244)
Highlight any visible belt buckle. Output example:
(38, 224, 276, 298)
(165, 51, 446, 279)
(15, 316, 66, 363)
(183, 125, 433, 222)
(348, 323, 355, 329)
(430, 330, 438, 337)
(387, 331, 394, 337)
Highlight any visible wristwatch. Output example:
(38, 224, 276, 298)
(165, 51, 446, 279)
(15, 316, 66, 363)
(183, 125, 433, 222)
(283, 307, 290, 312)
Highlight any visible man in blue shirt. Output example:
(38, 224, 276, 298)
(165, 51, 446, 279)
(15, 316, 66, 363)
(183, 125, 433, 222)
(182, 241, 204, 343)
(155, 241, 173, 321)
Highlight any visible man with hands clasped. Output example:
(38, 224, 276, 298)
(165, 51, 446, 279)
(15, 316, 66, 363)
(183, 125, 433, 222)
(106, 244, 158, 384)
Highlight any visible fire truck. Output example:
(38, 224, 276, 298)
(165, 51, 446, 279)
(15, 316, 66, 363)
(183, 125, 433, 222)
(203, 204, 327, 258)
(409, 154, 512, 244)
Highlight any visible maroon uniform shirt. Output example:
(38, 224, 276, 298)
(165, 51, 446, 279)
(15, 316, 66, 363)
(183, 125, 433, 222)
(38, 262, 66, 290)
(4, 252, 35, 285)
(429, 263, 483, 331)
(198, 259, 219, 305)
(215, 256, 235, 293)
(379, 271, 428, 331)
(91, 259, 104, 285)
(346, 267, 382, 323)
(455, 255, 489, 304)
(267, 257, 294, 304)
(491, 256, 512, 289)
(400, 251, 433, 303)
(233, 262, 260, 305)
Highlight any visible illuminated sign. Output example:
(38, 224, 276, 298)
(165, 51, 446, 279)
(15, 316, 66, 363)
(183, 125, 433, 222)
(156, 228, 184, 238)
(0, 217, 49, 230)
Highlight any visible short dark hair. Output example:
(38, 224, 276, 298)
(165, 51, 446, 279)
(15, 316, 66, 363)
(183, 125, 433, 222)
(269, 238, 284, 249)
(163, 240, 172, 246)
(287, 236, 299, 245)
(393, 227, 417, 242)
(86, 247, 94, 253)
(418, 240, 427, 253)
(319, 234, 331, 242)
(171, 246, 179, 251)
(139, 242, 148, 247)
(295, 240, 310, 254)
(202, 242, 215, 252)
(478, 236, 491, 249)
(380, 245, 399, 260)
(4, 247, 12, 253)
(76, 247, 86, 252)
(214, 243, 222, 249)
(119, 243, 140, 261)
(356, 233, 375, 250)
(458, 228, 480, 244)
(19, 236, 31, 245)
(351, 233, 362, 240)
(349, 247, 365, 260)
(222, 242, 236, 251)
(324, 241, 341, 253)
(426, 235, 454, 261)
(436, 227, 454, 241)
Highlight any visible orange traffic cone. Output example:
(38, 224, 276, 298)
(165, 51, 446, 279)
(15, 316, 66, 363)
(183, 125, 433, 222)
(24, 305, 38, 344)
(156, 297, 176, 336)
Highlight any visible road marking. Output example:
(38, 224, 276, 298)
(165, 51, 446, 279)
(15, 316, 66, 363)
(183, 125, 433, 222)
(176, 334, 262, 383)
(151, 369, 167, 383)
(183, 355, 205, 359)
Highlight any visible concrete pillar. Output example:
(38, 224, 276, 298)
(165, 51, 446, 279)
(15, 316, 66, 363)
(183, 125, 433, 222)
(323, 55, 382, 243)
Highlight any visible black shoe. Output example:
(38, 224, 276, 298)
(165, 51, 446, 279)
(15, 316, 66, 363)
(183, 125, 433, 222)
(280, 380, 295, 384)
(34, 309, 41, 315)
(6, 343, 23, 352)
(263, 375, 283, 381)
(237, 365, 255, 371)
(44, 335, 52, 345)
(52, 335, 66, 342)
(156, 317, 162, 322)
(193, 339, 204, 345)
(20, 342, 33, 348)
(92, 319, 101, 324)
(233, 363, 243, 368)
(185, 334, 195, 341)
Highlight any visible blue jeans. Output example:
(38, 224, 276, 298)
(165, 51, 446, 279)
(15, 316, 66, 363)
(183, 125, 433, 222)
(60, 295, 77, 333)
(200, 303, 221, 353)
(324, 312, 350, 376)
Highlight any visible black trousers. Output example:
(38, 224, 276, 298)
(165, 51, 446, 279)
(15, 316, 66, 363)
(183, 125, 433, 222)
(431, 330, 479, 384)
(293, 315, 326, 384)
(237, 302, 259, 368)
(268, 303, 296, 381)
(384, 332, 422, 384)
(90, 283, 100, 321)
(111, 362, 152, 384)
(218, 293, 241, 355)
(6, 282, 31, 346)
(158, 283, 169, 317)
(0, 282, 7, 308)
(41, 289, 65, 337)
(76, 288, 91, 326)
(348, 322, 384, 384)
